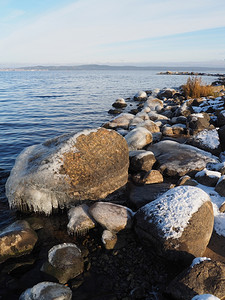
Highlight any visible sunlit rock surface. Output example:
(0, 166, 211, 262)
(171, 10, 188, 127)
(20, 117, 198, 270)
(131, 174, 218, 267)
(6, 128, 129, 214)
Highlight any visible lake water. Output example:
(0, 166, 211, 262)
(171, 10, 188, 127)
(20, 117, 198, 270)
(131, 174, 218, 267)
(0, 68, 224, 228)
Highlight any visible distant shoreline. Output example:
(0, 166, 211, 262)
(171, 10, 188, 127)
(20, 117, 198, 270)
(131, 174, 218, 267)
(1, 64, 225, 72)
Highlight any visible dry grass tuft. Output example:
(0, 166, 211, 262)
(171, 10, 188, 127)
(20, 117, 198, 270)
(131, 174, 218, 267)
(182, 77, 216, 98)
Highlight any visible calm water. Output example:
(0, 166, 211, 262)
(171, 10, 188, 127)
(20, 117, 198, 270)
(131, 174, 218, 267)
(0, 68, 224, 228)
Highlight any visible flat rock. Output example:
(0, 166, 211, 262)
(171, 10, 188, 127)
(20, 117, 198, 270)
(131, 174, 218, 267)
(0, 220, 38, 263)
(6, 128, 129, 214)
(103, 113, 134, 129)
(148, 140, 219, 177)
(166, 260, 225, 300)
(19, 281, 72, 300)
(128, 182, 172, 209)
(135, 186, 214, 261)
(89, 202, 133, 233)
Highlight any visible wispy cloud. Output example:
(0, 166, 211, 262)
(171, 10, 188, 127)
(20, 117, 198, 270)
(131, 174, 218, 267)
(0, 0, 225, 64)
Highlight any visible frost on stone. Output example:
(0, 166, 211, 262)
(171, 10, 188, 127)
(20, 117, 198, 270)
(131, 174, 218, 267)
(19, 281, 72, 300)
(5, 128, 98, 214)
(190, 257, 211, 268)
(141, 186, 211, 240)
(194, 129, 220, 150)
(195, 168, 221, 179)
(125, 127, 152, 150)
(191, 295, 220, 300)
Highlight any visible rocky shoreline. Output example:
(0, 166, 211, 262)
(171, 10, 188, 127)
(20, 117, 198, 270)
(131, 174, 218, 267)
(1, 81, 225, 299)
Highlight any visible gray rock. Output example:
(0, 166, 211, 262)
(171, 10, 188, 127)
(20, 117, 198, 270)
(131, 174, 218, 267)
(19, 281, 72, 300)
(129, 150, 156, 172)
(41, 243, 84, 284)
(89, 202, 133, 233)
(6, 128, 129, 214)
(134, 91, 147, 101)
(112, 98, 127, 108)
(148, 140, 219, 177)
(0, 220, 38, 263)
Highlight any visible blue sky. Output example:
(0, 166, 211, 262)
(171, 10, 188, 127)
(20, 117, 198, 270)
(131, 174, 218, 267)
(0, 0, 225, 67)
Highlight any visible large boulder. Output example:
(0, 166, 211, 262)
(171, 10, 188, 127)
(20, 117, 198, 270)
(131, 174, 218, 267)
(166, 260, 225, 300)
(135, 186, 214, 261)
(0, 220, 38, 263)
(19, 281, 72, 300)
(6, 128, 129, 214)
(147, 140, 219, 177)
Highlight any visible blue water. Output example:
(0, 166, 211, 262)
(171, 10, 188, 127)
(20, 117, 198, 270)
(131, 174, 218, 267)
(0, 68, 224, 228)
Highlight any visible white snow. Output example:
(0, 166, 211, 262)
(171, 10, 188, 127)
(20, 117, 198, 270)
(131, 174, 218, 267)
(194, 129, 220, 150)
(191, 295, 220, 300)
(191, 113, 204, 119)
(195, 168, 221, 179)
(141, 186, 211, 240)
(190, 257, 211, 268)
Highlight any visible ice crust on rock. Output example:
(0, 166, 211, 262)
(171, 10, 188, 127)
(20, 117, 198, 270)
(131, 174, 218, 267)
(194, 129, 220, 150)
(48, 243, 81, 268)
(190, 257, 211, 268)
(5, 129, 98, 214)
(192, 295, 220, 300)
(141, 186, 211, 240)
(195, 169, 221, 179)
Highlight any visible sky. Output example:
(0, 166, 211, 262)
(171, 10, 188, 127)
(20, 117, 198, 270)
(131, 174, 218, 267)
(0, 0, 225, 67)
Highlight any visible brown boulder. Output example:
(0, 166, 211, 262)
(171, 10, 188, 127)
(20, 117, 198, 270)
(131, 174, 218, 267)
(166, 260, 225, 300)
(6, 128, 129, 214)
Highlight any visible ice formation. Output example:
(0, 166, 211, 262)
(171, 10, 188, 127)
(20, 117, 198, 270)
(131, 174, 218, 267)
(191, 295, 220, 300)
(141, 186, 211, 239)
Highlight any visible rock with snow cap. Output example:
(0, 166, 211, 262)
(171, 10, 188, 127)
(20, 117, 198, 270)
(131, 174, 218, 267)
(103, 113, 134, 129)
(101, 230, 118, 250)
(89, 202, 134, 233)
(67, 204, 96, 236)
(129, 150, 156, 172)
(19, 281, 72, 300)
(136, 119, 160, 133)
(148, 111, 169, 122)
(125, 127, 153, 150)
(166, 260, 225, 300)
(6, 127, 129, 214)
(41, 243, 84, 283)
(147, 140, 219, 177)
(134, 91, 147, 101)
(135, 186, 214, 261)
(195, 168, 221, 187)
(112, 98, 127, 108)
(157, 88, 177, 100)
(0, 220, 38, 263)
(144, 97, 163, 112)
(187, 113, 211, 134)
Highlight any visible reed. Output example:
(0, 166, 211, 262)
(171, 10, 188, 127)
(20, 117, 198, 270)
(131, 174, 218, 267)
(182, 77, 215, 98)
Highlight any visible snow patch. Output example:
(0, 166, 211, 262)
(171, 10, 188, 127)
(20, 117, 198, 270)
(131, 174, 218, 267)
(194, 129, 220, 150)
(195, 168, 221, 179)
(190, 257, 211, 268)
(141, 186, 210, 240)
(192, 295, 220, 300)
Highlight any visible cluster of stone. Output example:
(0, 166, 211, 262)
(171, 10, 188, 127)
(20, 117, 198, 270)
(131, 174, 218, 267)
(3, 84, 225, 299)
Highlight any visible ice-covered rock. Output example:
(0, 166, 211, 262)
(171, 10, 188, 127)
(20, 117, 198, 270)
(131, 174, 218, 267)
(19, 281, 72, 300)
(135, 186, 214, 260)
(157, 88, 176, 100)
(148, 111, 169, 121)
(41, 243, 84, 283)
(125, 127, 153, 150)
(190, 257, 211, 268)
(166, 260, 225, 300)
(89, 202, 134, 233)
(6, 128, 129, 214)
(67, 204, 96, 236)
(103, 113, 134, 129)
(0, 220, 38, 263)
(144, 97, 163, 112)
(192, 295, 220, 300)
(187, 112, 211, 134)
(136, 119, 160, 133)
(112, 98, 127, 108)
(102, 230, 118, 250)
(148, 140, 219, 177)
(134, 91, 147, 101)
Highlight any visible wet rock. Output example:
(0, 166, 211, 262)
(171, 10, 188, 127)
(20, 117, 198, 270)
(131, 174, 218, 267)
(112, 98, 127, 108)
(0, 220, 38, 263)
(142, 170, 163, 184)
(128, 182, 172, 209)
(125, 127, 153, 150)
(166, 260, 225, 300)
(148, 140, 219, 177)
(6, 128, 129, 214)
(134, 91, 147, 101)
(102, 230, 118, 250)
(19, 281, 72, 300)
(89, 202, 133, 233)
(195, 168, 221, 187)
(67, 204, 96, 236)
(135, 186, 214, 261)
(129, 150, 156, 172)
(41, 243, 84, 284)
